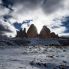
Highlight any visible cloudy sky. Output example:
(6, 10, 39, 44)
(0, 0, 69, 37)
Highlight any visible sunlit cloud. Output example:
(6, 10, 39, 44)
(0, 0, 69, 37)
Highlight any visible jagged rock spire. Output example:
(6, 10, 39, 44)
(27, 24, 38, 38)
(16, 28, 27, 38)
(39, 26, 51, 39)
(16, 24, 58, 39)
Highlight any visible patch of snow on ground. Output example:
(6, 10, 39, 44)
(0, 45, 69, 69)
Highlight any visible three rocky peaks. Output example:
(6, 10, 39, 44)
(16, 24, 58, 39)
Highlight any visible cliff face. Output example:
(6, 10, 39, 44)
(27, 24, 38, 38)
(39, 26, 51, 39)
(50, 32, 58, 38)
(16, 28, 27, 38)
(39, 26, 58, 39)
(16, 24, 58, 39)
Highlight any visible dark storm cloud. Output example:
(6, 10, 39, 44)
(3, 14, 12, 22)
(1, 0, 68, 37)
(0, 23, 12, 32)
(1, 0, 63, 14)
(61, 16, 69, 33)
(2, 0, 42, 11)
(42, 0, 63, 14)
(1, 0, 13, 11)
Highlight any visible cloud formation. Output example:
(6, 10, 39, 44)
(1, 0, 63, 14)
(0, 0, 69, 37)
(0, 19, 16, 37)
(42, 0, 63, 14)
(61, 16, 69, 33)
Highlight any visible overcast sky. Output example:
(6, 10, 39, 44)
(0, 0, 69, 37)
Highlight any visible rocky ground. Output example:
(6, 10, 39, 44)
(0, 45, 69, 69)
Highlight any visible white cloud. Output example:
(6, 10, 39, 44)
(0, 0, 69, 37)
(0, 19, 16, 37)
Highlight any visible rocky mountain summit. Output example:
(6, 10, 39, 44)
(16, 24, 58, 39)
(0, 24, 69, 46)
(39, 26, 58, 39)
(27, 24, 38, 38)
(16, 28, 27, 38)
